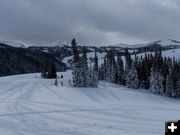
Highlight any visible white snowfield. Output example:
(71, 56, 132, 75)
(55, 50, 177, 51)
(0, 70, 180, 135)
(63, 49, 180, 67)
(63, 52, 106, 67)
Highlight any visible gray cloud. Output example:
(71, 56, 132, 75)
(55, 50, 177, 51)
(0, 0, 180, 45)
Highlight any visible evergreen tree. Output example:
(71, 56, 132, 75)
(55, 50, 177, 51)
(71, 38, 81, 87)
(126, 62, 139, 89)
(111, 54, 117, 83)
(93, 51, 98, 72)
(124, 49, 132, 85)
(149, 68, 164, 94)
(90, 52, 99, 87)
(99, 63, 106, 80)
(80, 46, 89, 87)
(47, 62, 57, 79)
(89, 63, 94, 87)
(124, 49, 132, 73)
(176, 78, 180, 97)
(41, 64, 47, 78)
(165, 74, 173, 97)
(158, 71, 164, 94)
(117, 54, 124, 85)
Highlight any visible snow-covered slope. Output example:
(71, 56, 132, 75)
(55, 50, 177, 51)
(63, 52, 106, 67)
(44, 41, 70, 47)
(63, 48, 180, 68)
(112, 39, 180, 49)
(0, 70, 179, 135)
(137, 49, 180, 60)
(156, 39, 180, 47)
(0, 40, 28, 48)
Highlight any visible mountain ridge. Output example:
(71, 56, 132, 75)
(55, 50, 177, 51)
(1, 39, 180, 49)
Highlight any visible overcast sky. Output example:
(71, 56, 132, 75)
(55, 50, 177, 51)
(0, 0, 180, 46)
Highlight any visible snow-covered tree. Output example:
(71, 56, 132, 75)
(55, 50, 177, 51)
(149, 68, 164, 94)
(89, 52, 99, 87)
(80, 46, 89, 87)
(176, 78, 180, 96)
(117, 55, 124, 85)
(165, 68, 174, 97)
(111, 55, 117, 84)
(124, 49, 132, 75)
(89, 63, 94, 87)
(126, 62, 139, 89)
(71, 38, 81, 87)
(165, 75, 173, 96)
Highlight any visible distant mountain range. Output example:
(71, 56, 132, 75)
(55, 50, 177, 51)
(0, 39, 180, 77)
(1, 39, 180, 51)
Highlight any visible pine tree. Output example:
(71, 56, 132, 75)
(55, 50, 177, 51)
(111, 55, 117, 83)
(99, 63, 105, 80)
(117, 55, 124, 85)
(124, 49, 132, 73)
(149, 68, 164, 94)
(157, 71, 164, 94)
(71, 38, 80, 64)
(124, 49, 132, 85)
(165, 74, 173, 97)
(93, 51, 98, 72)
(89, 63, 94, 87)
(71, 38, 81, 87)
(126, 62, 139, 89)
(41, 64, 47, 78)
(176, 78, 180, 97)
(105, 53, 111, 81)
(80, 46, 89, 87)
(149, 68, 157, 93)
(47, 62, 57, 79)
(89, 52, 99, 87)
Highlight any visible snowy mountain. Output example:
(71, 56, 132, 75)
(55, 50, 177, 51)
(1, 39, 180, 50)
(111, 39, 180, 49)
(42, 40, 70, 48)
(0, 40, 28, 48)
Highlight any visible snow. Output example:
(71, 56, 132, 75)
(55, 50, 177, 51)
(112, 43, 146, 49)
(63, 52, 106, 67)
(0, 40, 28, 48)
(162, 48, 180, 58)
(157, 39, 180, 47)
(44, 41, 70, 47)
(137, 49, 180, 59)
(63, 48, 180, 69)
(42, 49, 49, 53)
(112, 39, 180, 49)
(0, 70, 180, 135)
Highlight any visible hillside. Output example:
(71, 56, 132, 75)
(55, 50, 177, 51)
(111, 39, 180, 49)
(63, 49, 180, 69)
(0, 43, 66, 77)
(0, 70, 179, 135)
(0, 39, 180, 77)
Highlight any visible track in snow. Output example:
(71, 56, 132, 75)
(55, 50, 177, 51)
(0, 70, 179, 135)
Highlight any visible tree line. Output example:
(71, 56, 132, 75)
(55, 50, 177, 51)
(71, 39, 180, 98)
(99, 48, 180, 97)
(43, 38, 179, 98)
